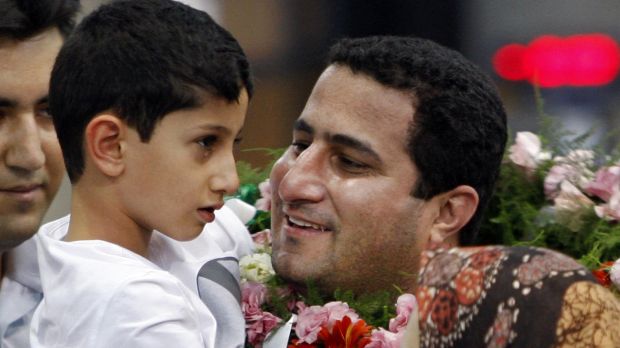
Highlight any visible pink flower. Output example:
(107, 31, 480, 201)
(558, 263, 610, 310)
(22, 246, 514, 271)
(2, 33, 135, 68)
(251, 229, 272, 249)
(508, 132, 550, 173)
(295, 305, 329, 344)
(324, 301, 359, 330)
(255, 179, 272, 211)
(367, 328, 403, 348)
(241, 281, 268, 318)
(594, 188, 620, 221)
(610, 259, 620, 290)
(544, 150, 594, 199)
(246, 310, 282, 346)
(544, 164, 572, 198)
(554, 181, 594, 213)
(585, 165, 620, 201)
(389, 294, 417, 333)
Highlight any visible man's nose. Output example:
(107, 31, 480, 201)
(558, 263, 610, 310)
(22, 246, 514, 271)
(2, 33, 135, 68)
(5, 115, 46, 172)
(277, 146, 326, 204)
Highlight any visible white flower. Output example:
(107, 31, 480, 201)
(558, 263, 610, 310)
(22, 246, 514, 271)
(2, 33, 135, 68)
(240, 252, 275, 283)
(508, 132, 551, 172)
(611, 259, 620, 290)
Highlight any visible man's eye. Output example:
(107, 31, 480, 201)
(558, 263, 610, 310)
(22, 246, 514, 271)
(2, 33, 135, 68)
(37, 105, 52, 118)
(291, 142, 309, 155)
(338, 156, 369, 172)
(198, 135, 218, 148)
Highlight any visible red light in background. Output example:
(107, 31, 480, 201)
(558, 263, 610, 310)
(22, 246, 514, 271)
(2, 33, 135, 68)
(493, 34, 620, 87)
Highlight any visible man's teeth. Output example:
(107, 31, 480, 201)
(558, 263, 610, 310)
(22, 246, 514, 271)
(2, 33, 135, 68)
(289, 216, 325, 231)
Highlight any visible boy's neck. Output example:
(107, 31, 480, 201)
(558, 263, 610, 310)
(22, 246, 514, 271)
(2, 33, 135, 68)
(66, 186, 153, 258)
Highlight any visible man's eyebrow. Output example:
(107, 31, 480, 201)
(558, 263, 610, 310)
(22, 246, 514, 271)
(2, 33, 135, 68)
(0, 97, 17, 108)
(35, 96, 49, 105)
(293, 119, 314, 134)
(330, 133, 381, 163)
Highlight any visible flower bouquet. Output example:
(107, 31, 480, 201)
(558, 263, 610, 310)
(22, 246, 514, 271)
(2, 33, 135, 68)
(476, 114, 620, 293)
(239, 229, 420, 348)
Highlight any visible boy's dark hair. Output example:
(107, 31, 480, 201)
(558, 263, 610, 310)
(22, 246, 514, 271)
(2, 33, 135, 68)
(327, 36, 507, 245)
(50, 0, 253, 182)
(0, 0, 79, 39)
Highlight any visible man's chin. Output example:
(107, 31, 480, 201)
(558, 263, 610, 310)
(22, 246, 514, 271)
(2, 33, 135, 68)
(0, 214, 44, 250)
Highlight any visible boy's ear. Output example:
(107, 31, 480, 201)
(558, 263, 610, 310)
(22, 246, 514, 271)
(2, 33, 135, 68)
(84, 113, 126, 178)
(428, 185, 479, 247)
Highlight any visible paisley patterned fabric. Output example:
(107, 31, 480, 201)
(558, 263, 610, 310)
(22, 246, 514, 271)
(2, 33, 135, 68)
(416, 245, 620, 348)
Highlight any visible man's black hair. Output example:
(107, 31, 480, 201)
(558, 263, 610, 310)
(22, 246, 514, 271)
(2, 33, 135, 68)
(0, 0, 79, 39)
(50, 0, 253, 182)
(327, 36, 507, 245)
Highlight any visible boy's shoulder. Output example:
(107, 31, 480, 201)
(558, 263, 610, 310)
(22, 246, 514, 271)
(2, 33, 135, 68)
(33, 222, 215, 347)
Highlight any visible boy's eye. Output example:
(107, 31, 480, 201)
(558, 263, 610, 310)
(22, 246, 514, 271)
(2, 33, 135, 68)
(198, 135, 218, 148)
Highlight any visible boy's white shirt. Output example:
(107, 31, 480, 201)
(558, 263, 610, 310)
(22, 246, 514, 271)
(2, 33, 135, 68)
(0, 199, 255, 348)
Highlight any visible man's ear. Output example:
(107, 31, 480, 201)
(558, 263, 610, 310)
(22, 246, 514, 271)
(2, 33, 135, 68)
(84, 114, 126, 178)
(428, 185, 479, 246)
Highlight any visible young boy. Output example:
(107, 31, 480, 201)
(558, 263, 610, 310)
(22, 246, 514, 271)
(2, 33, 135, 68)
(30, 1, 252, 347)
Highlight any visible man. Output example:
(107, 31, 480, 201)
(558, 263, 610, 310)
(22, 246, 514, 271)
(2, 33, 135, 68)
(270, 36, 620, 347)
(0, 1, 77, 345)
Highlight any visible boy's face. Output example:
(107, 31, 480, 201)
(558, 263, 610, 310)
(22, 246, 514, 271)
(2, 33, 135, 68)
(120, 90, 249, 241)
(0, 28, 65, 251)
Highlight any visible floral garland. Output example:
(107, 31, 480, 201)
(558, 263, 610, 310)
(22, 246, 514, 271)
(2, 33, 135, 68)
(485, 130, 620, 293)
(238, 229, 419, 347)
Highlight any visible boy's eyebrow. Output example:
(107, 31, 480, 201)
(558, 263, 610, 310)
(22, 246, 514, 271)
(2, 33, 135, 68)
(197, 124, 232, 135)
(330, 133, 381, 163)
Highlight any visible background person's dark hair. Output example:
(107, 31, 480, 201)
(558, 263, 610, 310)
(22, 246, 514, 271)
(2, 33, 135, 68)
(50, 0, 253, 182)
(0, 0, 79, 39)
(327, 36, 507, 245)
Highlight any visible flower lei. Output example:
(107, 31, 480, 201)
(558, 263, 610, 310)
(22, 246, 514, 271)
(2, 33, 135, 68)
(489, 130, 620, 294)
(239, 229, 418, 348)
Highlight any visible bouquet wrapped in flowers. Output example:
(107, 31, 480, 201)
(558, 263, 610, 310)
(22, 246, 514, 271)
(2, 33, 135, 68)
(476, 122, 620, 293)
(239, 229, 420, 348)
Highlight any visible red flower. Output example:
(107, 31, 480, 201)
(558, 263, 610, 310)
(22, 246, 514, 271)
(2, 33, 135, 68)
(316, 315, 372, 348)
(288, 340, 317, 348)
(592, 261, 615, 287)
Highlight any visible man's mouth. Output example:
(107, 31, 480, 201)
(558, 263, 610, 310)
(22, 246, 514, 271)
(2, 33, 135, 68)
(286, 215, 330, 233)
(0, 184, 44, 202)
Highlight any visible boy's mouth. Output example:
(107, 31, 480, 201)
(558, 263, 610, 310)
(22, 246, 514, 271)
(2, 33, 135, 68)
(197, 205, 221, 224)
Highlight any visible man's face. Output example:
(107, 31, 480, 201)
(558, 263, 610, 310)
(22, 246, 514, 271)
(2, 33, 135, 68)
(120, 90, 249, 241)
(0, 28, 65, 251)
(270, 65, 437, 294)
